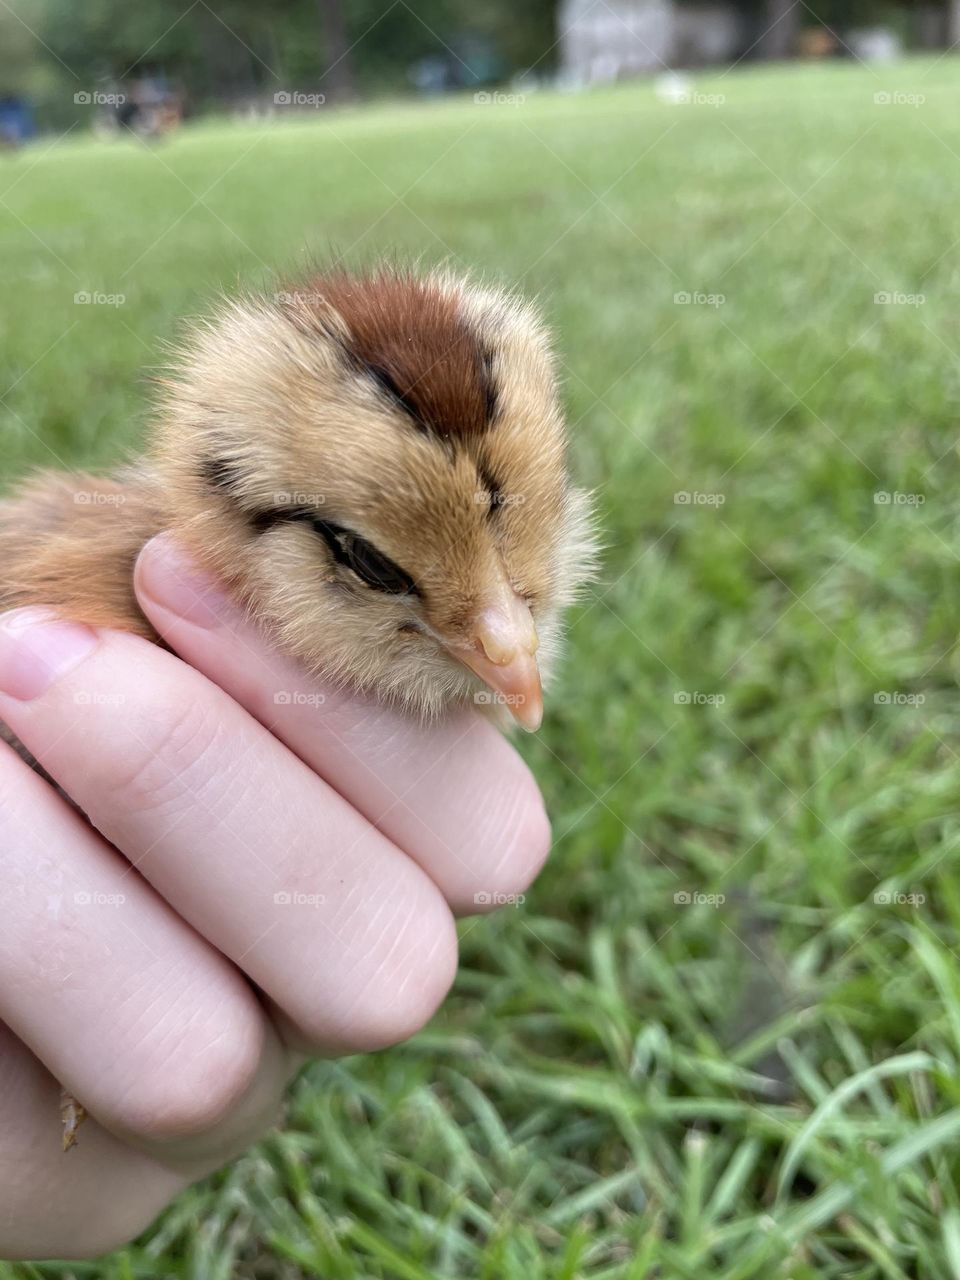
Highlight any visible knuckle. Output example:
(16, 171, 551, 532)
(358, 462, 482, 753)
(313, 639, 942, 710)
(94, 691, 222, 814)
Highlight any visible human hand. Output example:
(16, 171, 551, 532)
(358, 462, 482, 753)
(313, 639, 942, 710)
(0, 534, 550, 1259)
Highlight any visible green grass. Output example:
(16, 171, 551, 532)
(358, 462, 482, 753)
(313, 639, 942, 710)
(5, 54, 960, 1277)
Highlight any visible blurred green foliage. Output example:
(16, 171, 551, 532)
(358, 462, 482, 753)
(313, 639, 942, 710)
(0, 0, 558, 127)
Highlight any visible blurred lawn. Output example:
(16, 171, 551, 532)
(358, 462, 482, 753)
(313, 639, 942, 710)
(5, 55, 960, 1278)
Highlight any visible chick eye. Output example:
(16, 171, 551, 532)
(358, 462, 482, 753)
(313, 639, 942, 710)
(313, 520, 418, 596)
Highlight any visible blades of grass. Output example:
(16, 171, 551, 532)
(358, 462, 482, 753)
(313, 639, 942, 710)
(554, 1223, 591, 1280)
(703, 1138, 763, 1226)
(443, 1070, 515, 1171)
(728, 1005, 822, 1070)
(723, 1110, 960, 1280)
(779, 1036, 832, 1106)
(681, 1130, 708, 1246)
(911, 927, 960, 1057)
(788, 1107, 960, 1238)
(837, 1214, 913, 1280)
(345, 1218, 441, 1280)
(831, 1020, 897, 1116)
(943, 1208, 960, 1280)
(542, 1166, 645, 1229)
(777, 1050, 939, 1201)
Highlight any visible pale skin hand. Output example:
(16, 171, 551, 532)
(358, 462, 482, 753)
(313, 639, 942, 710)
(0, 534, 550, 1260)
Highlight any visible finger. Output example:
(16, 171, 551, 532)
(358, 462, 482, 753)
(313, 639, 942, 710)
(0, 1020, 187, 1259)
(134, 534, 551, 915)
(0, 608, 458, 1057)
(0, 724, 286, 1161)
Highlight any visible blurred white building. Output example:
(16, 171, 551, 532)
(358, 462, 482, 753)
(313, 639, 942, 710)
(557, 0, 741, 83)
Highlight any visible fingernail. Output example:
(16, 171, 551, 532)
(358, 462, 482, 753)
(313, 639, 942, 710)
(0, 609, 99, 701)
(137, 535, 234, 629)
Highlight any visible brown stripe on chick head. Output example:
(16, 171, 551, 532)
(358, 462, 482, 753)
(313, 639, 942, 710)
(302, 269, 495, 441)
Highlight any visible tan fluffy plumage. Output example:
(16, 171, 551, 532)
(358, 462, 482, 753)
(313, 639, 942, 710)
(0, 266, 597, 726)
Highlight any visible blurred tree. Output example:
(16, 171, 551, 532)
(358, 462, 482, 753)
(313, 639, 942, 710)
(0, 4, 41, 95)
(11, 0, 561, 118)
(19, 0, 955, 129)
(316, 0, 356, 101)
(757, 0, 800, 58)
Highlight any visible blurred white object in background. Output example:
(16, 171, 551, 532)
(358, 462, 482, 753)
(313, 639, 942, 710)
(655, 71, 693, 103)
(559, 0, 674, 84)
(558, 0, 742, 86)
(847, 27, 903, 62)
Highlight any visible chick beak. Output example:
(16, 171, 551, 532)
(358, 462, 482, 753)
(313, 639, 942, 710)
(446, 586, 543, 732)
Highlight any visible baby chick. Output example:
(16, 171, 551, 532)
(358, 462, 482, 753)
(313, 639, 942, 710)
(0, 266, 596, 731)
(1, 266, 597, 1151)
